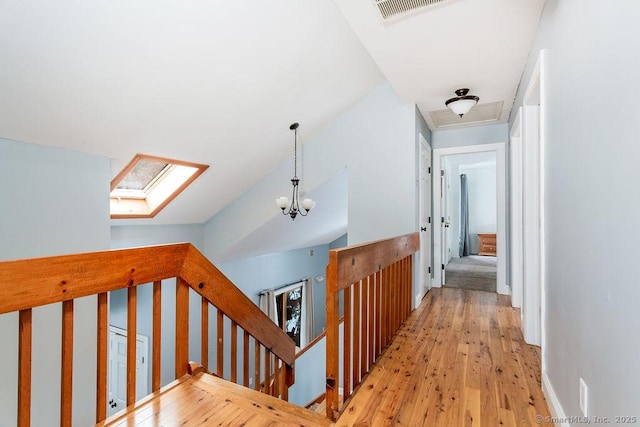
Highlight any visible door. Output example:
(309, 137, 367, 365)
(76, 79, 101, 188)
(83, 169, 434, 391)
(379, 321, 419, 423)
(419, 135, 432, 296)
(108, 327, 149, 416)
(440, 166, 448, 285)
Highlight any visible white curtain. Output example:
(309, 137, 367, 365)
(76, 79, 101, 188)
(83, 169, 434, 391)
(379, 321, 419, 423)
(259, 290, 279, 327)
(304, 277, 315, 345)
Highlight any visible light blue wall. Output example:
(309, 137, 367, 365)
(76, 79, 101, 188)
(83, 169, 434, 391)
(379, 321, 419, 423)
(109, 224, 204, 390)
(329, 233, 348, 250)
(0, 138, 110, 427)
(217, 244, 330, 338)
(432, 123, 508, 149)
(511, 0, 640, 418)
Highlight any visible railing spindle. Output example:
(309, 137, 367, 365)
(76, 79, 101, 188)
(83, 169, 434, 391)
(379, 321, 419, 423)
(61, 300, 74, 427)
(367, 274, 375, 369)
(175, 278, 189, 378)
(273, 357, 280, 397)
(18, 309, 32, 427)
(217, 310, 224, 377)
(353, 280, 360, 387)
(254, 343, 261, 391)
(231, 320, 238, 383)
(375, 270, 382, 358)
(263, 349, 271, 394)
(96, 293, 108, 422)
(243, 330, 250, 387)
(201, 296, 209, 370)
(343, 287, 351, 400)
(127, 286, 137, 406)
(361, 278, 368, 379)
(152, 281, 162, 392)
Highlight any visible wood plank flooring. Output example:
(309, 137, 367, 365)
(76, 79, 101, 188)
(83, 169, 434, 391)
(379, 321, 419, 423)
(334, 288, 551, 426)
(97, 372, 333, 427)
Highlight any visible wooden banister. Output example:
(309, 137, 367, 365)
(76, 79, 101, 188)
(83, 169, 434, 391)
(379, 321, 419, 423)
(0, 242, 297, 425)
(325, 233, 419, 420)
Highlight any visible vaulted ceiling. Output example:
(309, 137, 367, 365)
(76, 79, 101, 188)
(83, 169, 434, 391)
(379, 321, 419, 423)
(0, 1, 543, 234)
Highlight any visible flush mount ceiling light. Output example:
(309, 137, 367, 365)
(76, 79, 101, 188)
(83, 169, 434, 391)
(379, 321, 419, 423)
(276, 122, 315, 220)
(445, 88, 480, 117)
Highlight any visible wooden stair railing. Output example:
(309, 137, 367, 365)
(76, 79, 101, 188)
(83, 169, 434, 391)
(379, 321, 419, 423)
(325, 233, 420, 421)
(0, 243, 296, 426)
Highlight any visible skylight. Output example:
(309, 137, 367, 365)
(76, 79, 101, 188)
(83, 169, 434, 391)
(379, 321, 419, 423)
(110, 154, 208, 219)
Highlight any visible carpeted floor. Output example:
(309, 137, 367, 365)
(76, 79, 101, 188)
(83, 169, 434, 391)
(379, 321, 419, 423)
(444, 255, 497, 293)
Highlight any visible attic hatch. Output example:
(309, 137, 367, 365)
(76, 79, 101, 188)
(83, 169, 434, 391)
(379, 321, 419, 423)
(429, 100, 504, 129)
(373, 0, 449, 20)
(110, 154, 209, 219)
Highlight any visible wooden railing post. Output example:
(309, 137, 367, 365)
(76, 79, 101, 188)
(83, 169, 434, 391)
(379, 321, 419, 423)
(175, 277, 189, 378)
(325, 250, 339, 420)
(96, 293, 108, 422)
(18, 309, 32, 427)
(61, 300, 74, 427)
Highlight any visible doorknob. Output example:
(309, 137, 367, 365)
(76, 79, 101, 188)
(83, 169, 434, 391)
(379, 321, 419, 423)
(108, 399, 113, 405)
(421, 227, 427, 232)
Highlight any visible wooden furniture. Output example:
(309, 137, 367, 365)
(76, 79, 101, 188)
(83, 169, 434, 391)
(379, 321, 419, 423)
(477, 232, 497, 256)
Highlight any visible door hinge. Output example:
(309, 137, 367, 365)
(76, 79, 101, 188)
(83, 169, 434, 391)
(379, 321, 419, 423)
(440, 170, 445, 176)
(428, 266, 431, 274)
(441, 217, 445, 223)
(428, 166, 431, 174)
(428, 216, 431, 223)
(441, 264, 445, 270)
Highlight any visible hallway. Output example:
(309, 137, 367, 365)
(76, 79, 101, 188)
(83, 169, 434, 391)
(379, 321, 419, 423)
(335, 288, 550, 426)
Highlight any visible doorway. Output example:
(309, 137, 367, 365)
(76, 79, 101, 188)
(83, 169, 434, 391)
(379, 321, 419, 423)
(510, 50, 546, 349)
(441, 151, 498, 293)
(107, 326, 149, 416)
(418, 134, 432, 303)
(433, 143, 507, 295)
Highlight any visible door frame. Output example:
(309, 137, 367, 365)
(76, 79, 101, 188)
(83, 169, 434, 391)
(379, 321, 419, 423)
(510, 108, 524, 309)
(432, 142, 507, 295)
(518, 49, 546, 352)
(416, 133, 432, 306)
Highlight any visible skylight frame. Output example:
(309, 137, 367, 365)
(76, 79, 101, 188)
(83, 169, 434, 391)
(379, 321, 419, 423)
(110, 154, 209, 219)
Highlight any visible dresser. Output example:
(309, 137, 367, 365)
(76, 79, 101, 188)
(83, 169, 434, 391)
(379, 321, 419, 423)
(477, 233, 497, 256)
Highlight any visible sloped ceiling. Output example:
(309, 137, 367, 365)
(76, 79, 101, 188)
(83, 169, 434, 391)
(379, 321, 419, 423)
(0, 0, 383, 225)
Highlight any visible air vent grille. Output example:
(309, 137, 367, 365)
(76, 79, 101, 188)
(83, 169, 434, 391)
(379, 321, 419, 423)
(430, 101, 504, 128)
(374, 0, 448, 20)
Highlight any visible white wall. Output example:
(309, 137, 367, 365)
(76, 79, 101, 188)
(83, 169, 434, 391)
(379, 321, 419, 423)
(511, 0, 640, 419)
(462, 163, 497, 254)
(0, 139, 110, 427)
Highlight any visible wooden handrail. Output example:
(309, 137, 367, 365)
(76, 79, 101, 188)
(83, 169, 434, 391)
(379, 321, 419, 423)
(325, 233, 420, 420)
(0, 243, 296, 425)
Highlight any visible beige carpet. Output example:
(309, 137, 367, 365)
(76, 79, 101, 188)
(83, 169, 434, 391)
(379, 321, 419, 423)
(444, 255, 497, 293)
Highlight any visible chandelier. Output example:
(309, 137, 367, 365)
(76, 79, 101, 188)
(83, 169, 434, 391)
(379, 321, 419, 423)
(276, 123, 315, 220)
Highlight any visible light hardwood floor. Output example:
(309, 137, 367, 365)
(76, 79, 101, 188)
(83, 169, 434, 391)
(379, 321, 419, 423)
(335, 288, 551, 426)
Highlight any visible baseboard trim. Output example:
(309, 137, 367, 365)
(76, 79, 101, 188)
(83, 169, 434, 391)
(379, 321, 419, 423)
(415, 291, 425, 307)
(542, 370, 568, 426)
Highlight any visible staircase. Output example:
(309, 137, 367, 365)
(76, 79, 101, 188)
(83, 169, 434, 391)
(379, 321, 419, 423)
(0, 233, 420, 426)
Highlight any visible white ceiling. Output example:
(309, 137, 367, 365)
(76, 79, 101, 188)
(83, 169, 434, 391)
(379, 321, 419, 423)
(333, 0, 545, 129)
(0, 0, 544, 257)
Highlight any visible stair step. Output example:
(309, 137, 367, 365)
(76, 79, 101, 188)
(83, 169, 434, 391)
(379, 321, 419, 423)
(98, 372, 333, 426)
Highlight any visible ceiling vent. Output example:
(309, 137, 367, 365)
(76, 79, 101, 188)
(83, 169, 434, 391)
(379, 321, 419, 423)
(373, 0, 449, 20)
(429, 100, 504, 129)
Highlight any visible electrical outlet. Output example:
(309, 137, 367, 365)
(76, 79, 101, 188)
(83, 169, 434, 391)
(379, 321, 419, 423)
(309, 249, 314, 256)
(579, 378, 589, 417)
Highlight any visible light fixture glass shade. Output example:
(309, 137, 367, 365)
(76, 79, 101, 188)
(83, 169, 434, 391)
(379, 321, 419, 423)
(301, 198, 316, 210)
(445, 88, 480, 117)
(447, 98, 478, 116)
(276, 197, 290, 209)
